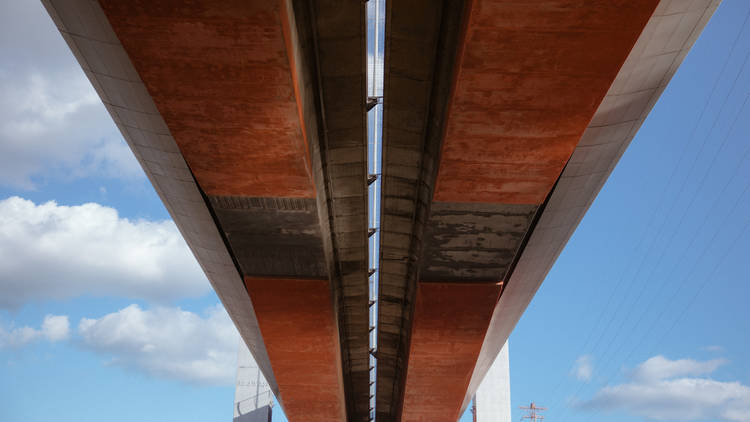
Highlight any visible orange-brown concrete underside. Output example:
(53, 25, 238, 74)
(99, 0, 313, 198)
(244, 277, 346, 421)
(433, 0, 660, 205)
(401, 283, 501, 422)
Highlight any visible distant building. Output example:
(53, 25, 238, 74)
(234, 342, 273, 422)
(475, 342, 511, 422)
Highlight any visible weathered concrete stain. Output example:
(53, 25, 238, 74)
(376, 0, 468, 417)
(421, 202, 536, 281)
(210, 196, 326, 278)
(276, 1, 371, 419)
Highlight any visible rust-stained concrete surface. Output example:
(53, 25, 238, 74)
(100, 0, 314, 198)
(401, 282, 501, 422)
(434, 0, 660, 205)
(245, 276, 346, 422)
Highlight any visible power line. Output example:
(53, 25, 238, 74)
(558, 88, 750, 422)
(591, 90, 750, 382)
(549, 5, 750, 419)
(580, 16, 750, 374)
(580, 162, 750, 422)
(547, 10, 750, 416)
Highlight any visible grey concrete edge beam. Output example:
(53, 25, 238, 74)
(284, 0, 370, 419)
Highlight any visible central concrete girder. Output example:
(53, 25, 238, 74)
(376, 1, 467, 420)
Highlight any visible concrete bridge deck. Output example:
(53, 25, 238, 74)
(42, 0, 719, 420)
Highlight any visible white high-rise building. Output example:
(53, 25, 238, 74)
(234, 341, 273, 422)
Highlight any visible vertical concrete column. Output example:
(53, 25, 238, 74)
(475, 342, 511, 422)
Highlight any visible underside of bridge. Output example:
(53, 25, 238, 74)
(44, 0, 719, 420)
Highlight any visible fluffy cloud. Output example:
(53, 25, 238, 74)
(0, 0, 141, 188)
(631, 355, 727, 382)
(573, 355, 594, 381)
(41, 314, 71, 342)
(0, 304, 241, 386)
(0, 314, 70, 347)
(78, 304, 239, 385)
(579, 355, 750, 421)
(0, 197, 209, 308)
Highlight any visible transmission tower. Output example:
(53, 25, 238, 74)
(520, 402, 546, 421)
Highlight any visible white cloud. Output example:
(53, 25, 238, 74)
(0, 196, 209, 308)
(78, 304, 239, 385)
(0, 314, 70, 347)
(573, 355, 594, 381)
(631, 355, 727, 382)
(0, 0, 142, 189)
(41, 314, 71, 342)
(579, 355, 750, 421)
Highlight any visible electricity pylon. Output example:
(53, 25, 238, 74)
(520, 402, 546, 421)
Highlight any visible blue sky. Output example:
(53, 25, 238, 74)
(1, 1, 749, 422)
